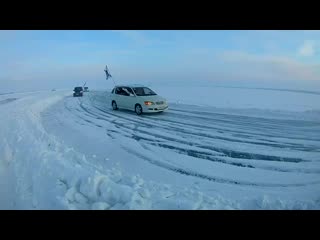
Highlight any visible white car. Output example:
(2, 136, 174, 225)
(110, 85, 168, 115)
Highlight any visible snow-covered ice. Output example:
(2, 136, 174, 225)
(1, 87, 320, 209)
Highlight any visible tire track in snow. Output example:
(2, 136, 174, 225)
(81, 101, 309, 163)
(122, 146, 320, 188)
(57, 95, 320, 176)
(44, 93, 320, 185)
(0, 98, 18, 105)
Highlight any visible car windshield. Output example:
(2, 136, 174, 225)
(132, 87, 157, 96)
(74, 87, 83, 91)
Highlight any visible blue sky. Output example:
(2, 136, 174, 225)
(1, 30, 320, 92)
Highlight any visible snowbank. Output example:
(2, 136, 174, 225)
(1, 90, 319, 209)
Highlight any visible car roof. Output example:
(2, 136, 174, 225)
(115, 84, 146, 88)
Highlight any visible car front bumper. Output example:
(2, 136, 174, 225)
(144, 105, 168, 113)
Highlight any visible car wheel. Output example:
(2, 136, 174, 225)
(135, 104, 143, 115)
(112, 101, 118, 110)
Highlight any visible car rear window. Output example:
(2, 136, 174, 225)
(74, 87, 83, 91)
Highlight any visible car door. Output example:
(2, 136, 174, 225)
(122, 87, 136, 110)
(114, 87, 125, 108)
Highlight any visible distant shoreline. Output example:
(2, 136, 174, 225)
(2, 85, 320, 96)
(210, 85, 320, 96)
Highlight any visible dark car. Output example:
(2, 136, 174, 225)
(84, 87, 89, 92)
(73, 87, 83, 97)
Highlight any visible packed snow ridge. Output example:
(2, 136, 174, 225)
(1, 88, 320, 209)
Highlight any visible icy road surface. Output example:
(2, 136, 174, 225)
(1, 90, 320, 209)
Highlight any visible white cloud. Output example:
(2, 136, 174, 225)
(219, 51, 320, 82)
(298, 40, 316, 57)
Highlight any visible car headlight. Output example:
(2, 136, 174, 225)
(144, 101, 154, 106)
